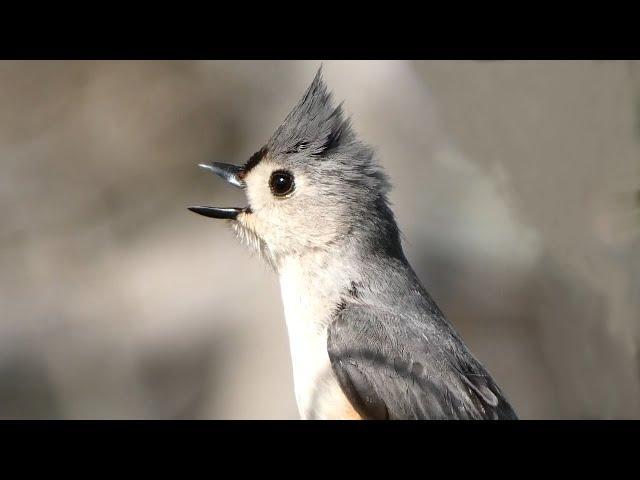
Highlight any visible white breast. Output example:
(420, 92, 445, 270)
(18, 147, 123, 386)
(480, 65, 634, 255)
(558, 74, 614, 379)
(278, 258, 354, 419)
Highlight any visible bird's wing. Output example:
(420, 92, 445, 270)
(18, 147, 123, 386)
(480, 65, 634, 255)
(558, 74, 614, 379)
(327, 302, 517, 420)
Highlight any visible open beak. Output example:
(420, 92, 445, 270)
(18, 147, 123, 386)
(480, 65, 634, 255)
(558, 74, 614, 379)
(188, 162, 247, 220)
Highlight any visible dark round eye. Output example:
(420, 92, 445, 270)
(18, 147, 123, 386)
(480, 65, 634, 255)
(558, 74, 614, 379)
(269, 170, 295, 197)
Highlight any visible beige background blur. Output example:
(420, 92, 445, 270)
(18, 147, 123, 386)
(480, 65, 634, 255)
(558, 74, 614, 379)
(1, 60, 639, 419)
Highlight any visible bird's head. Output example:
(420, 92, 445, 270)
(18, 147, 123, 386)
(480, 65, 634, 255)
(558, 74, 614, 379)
(189, 67, 394, 268)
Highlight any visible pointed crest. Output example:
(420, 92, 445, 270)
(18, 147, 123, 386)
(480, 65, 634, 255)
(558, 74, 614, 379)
(268, 66, 354, 157)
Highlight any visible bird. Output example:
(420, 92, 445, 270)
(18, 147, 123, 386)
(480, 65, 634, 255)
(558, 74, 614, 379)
(189, 67, 518, 420)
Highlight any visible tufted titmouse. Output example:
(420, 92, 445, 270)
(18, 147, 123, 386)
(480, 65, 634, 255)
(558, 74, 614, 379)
(189, 68, 518, 420)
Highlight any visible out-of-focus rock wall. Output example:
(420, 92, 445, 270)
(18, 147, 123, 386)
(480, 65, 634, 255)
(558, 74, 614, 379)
(0, 60, 638, 418)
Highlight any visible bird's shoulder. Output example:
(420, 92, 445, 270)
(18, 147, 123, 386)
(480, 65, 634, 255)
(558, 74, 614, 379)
(326, 300, 518, 420)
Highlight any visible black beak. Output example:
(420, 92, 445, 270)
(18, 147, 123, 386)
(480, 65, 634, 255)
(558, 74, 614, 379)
(198, 162, 245, 189)
(188, 162, 247, 220)
(188, 206, 243, 220)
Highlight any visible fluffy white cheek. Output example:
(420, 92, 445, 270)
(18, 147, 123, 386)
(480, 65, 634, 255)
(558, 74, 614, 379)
(243, 161, 302, 247)
(241, 162, 342, 256)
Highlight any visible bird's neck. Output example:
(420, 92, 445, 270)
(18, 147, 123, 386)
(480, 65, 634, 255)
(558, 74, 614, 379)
(278, 249, 349, 335)
(278, 206, 408, 331)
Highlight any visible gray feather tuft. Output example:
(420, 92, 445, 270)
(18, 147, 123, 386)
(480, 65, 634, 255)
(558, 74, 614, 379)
(268, 67, 356, 159)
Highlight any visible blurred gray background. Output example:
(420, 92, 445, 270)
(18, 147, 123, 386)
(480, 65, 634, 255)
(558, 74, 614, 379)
(1, 60, 639, 419)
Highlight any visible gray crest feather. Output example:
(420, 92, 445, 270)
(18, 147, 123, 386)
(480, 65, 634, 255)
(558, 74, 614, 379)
(268, 67, 355, 158)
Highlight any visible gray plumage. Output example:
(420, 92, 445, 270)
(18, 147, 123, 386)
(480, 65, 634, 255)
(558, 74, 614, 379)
(327, 262, 517, 420)
(192, 67, 518, 420)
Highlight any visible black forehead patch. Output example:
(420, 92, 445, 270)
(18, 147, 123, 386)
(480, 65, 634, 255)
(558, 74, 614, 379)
(240, 146, 269, 176)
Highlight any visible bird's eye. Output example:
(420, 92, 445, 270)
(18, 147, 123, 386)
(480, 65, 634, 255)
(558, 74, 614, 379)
(269, 170, 295, 197)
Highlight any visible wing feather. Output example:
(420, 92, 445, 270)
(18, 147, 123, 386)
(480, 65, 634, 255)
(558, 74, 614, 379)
(327, 303, 518, 420)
